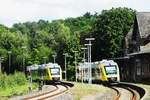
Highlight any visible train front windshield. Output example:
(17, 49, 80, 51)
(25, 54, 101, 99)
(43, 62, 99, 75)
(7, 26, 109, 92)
(50, 68, 60, 75)
(105, 66, 117, 75)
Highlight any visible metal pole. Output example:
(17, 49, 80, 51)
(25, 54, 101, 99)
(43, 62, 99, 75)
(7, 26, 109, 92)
(8, 51, 12, 73)
(63, 53, 68, 81)
(9, 53, 11, 73)
(85, 44, 90, 84)
(23, 55, 25, 72)
(52, 54, 56, 63)
(22, 46, 26, 73)
(73, 51, 78, 82)
(54, 56, 55, 63)
(81, 48, 87, 83)
(83, 50, 85, 83)
(65, 54, 67, 81)
(75, 52, 77, 82)
(44, 58, 46, 64)
(28, 68, 32, 92)
(89, 41, 92, 84)
(0, 57, 1, 73)
(81, 61, 83, 83)
(43, 57, 47, 64)
(0, 57, 4, 73)
(88, 45, 90, 84)
(84, 49, 87, 82)
(85, 38, 95, 84)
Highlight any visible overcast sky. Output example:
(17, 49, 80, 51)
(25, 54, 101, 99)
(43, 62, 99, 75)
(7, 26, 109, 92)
(0, 0, 150, 27)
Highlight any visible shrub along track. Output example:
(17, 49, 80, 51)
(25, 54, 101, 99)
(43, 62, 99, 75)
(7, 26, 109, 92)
(23, 81, 74, 100)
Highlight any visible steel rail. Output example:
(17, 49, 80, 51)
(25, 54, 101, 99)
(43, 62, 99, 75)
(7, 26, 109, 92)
(111, 86, 136, 100)
(110, 83, 139, 100)
(38, 84, 69, 100)
(127, 87, 137, 100)
(23, 81, 73, 100)
(23, 85, 58, 100)
(110, 87, 121, 100)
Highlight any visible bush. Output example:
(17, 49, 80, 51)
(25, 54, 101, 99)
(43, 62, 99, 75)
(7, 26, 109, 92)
(0, 73, 6, 88)
(13, 72, 27, 85)
(0, 72, 27, 89)
(5, 74, 16, 88)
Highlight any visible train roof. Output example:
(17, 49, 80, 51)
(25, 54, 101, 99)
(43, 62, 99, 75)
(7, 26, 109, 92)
(27, 63, 60, 71)
(78, 62, 96, 69)
(78, 60, 118, 69)
(99, 59, 117, 66)
(27, 64, 39, 71)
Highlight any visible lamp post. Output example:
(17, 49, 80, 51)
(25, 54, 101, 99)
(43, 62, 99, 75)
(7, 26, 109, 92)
(81, 48, 87, 62)
(21, 46, 26, 73)
(73, 50, 78, 82)
(63, 53, 68, 81)
(85, 38, 95, 84)
(81, 47, 87, 83)
(8, 51, 12, 73)
(0, 57, 4, 73)
(43, 57, 47, 64)
(52, 54, 56, 63)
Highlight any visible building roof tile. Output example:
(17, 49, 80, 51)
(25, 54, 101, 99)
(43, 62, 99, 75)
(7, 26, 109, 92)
(136, 12, 150, 38)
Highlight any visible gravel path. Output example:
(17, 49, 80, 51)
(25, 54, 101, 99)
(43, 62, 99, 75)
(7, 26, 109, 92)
(9, 85, 57, 100)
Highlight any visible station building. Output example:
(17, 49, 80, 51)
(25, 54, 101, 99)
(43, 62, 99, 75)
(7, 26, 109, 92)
(115, 12, 150, 82)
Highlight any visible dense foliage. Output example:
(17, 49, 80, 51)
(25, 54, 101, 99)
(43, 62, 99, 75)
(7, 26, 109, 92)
(0, 72, 26, 89)
(0, 72, 38, 97)
(92, 8, 135, 60)
(0, 8, 135, 80)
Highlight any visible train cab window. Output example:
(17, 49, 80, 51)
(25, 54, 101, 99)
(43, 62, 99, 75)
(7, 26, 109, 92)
(50, 68, 60, 75)
(104, 65, 117, 75)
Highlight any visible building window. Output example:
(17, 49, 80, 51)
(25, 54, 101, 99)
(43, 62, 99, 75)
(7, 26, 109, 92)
(136, 59, 141, 75)
(137, 66, 141, 75)
(149, 64, 150, 72)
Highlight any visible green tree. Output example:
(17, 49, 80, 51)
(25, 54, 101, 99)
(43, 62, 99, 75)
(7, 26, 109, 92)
(93, 7, 135, 60)
(0, 25, 30, 72)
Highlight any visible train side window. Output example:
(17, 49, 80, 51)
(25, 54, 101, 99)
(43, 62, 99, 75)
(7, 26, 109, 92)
(92, 68, 95, 76)
(95, 68, 100, 79)
(43, 69, 47, 76)
(31, 70, 38, 79)
(96, 68, 100, 74)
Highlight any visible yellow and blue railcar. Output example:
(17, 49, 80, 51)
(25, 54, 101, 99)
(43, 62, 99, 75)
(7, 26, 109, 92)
(27, 63, 62, 81)
(98, 60, 120, 82)
(77, 59, 120, 82)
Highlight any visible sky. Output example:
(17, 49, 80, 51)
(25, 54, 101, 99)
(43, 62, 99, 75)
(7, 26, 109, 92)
(0, 0, 150, 27)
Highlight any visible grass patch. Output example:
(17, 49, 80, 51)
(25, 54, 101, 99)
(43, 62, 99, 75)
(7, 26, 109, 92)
(68, 82, 109, 100)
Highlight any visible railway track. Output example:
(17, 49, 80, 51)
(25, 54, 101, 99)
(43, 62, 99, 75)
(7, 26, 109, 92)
(23, 82, 73, 100)
(92, 81, 145, 100)
(110, 82, 143, 100)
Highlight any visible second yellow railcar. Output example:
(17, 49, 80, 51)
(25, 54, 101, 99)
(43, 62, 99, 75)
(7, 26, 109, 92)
(77, 59, 120, 82)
